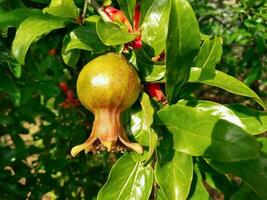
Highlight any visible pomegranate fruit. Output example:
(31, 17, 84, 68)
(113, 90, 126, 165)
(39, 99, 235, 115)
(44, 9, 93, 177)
(71, 53, 143, 157)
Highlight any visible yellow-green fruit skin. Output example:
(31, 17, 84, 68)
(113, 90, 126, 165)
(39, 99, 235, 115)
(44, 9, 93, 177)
(77, 53, 141, 112)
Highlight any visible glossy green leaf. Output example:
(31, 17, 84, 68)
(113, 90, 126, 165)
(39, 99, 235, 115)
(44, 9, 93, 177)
(117, 0, 136, 24)
(155, 146, 193, 200)
(97, 154, 153, 200)
(189, 67, 266, 109)
(62, 34, 80, 68)
(257, 137, 267, 153)
(66, 23, 109, 53)
(230, 184, 262, 200)
(166, 0, 201, 104)
(193, 36, 223, 79)
(227, 104, 267, 135)
(156, 189, 168, 200)
(155, 101, 260, 162)
(139, 0, 154, 25)
(139, 92, 158, 162)
(141, 0, 170, 55)
(0, 8, 42, 29)
(7, 60, 21, 78)
(208, 153, 267, 200)
(96, 18, 138, 46)
(127, 93, 157, 162)
(134, 49, 165, 82)
(0, 74, 20, 106)
(12, 15, 69, 65)
(187, 168, 210, 200)
(43, 0, 78, 18)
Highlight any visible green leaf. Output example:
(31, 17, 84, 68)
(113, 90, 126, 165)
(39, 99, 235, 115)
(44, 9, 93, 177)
(193, 36, 223, 79)
(257, 137, 267, 153)
(43, 0, 78, 18)
(155, 101, 260, 162)
(134, 49, 165, 82)
(139, 93, 158, 162)
(127, 93, 157, 162)
(7, 60, 21, 78)
(96, 18, 138, 46)
(230, 184, 262, 200)
(66, 22, 109, 53)
(165, 0, 201, 104)
(155, 146, 193, 200)
(208, 153, 267, 200)
(0, 74, 20, 106)
(139, 0, 153, 25)
(156, 189, 168, 200)
(0, 8, 42, 29)
(97, 154, 153, 200)
(12, 15, 69, 65)
(62, 34, 80, 68)
(117, 0, 136, 24)
(141, 0, 170, 55)
(189, 68, 266, 109)
(0, 113, 13, 125)
(227, 104, 267, 135)
(187, 167, 210, 200)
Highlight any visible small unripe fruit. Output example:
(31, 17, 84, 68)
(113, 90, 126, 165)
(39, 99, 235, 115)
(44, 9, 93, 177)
(71, 53, 143, 157)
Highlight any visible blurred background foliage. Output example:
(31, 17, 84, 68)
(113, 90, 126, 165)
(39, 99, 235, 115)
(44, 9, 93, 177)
(0, 0, 266, 199)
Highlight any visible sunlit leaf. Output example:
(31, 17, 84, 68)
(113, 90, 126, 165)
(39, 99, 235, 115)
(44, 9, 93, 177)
(96, 18, 137, 46)
(155, 144, 193, 200)
(97, 154, 153, 200)
(141, 0, 170, 55)
(165, 0, 201, 104)
(189, 67, 266, 109)
(12, 15, 70, 65)
(43, 0, 78, 18)
(155, 101, 260, 162)
(227, 104, 267, 135)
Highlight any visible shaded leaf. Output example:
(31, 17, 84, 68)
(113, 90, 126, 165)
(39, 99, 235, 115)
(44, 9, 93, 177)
(230, 184, 262, 200)
(0, 8, 42, 29)
(166, 0, 201, 104)
(208, 153, 267, 200)
(0, 74, 20, 106)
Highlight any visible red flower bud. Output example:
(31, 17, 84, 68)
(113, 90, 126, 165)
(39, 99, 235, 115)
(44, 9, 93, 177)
(133, 3, 141, 32)
(146, 83, 166, 102)
(59, 82, 68, 93)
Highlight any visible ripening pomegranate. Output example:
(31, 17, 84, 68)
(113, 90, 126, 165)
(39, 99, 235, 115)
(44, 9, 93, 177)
(71, 53, 143, 157)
